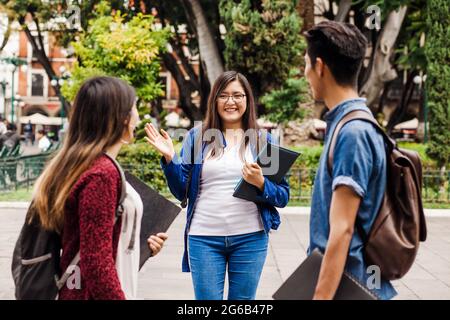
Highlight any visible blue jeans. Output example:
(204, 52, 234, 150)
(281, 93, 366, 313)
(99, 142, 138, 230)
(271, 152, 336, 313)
(188, 230, 268, 300)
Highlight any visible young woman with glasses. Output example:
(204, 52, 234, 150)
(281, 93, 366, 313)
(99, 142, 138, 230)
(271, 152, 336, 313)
(145, 71, 290, 300)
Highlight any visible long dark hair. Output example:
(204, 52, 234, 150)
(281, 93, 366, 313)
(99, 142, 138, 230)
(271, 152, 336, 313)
(201, 71, 265, 161)
(31, 76, 136, 232)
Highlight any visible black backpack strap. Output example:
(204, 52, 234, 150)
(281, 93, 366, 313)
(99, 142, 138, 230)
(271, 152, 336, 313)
(106, 154, 127, 218)
(326, 110, 393, 245)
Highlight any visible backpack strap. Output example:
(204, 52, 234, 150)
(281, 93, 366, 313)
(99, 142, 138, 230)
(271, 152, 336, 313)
(104, 153, 127, 216)
(326, 110, 394, 245)
(56, 153, 127, 290)
(327, 110, 395, 176)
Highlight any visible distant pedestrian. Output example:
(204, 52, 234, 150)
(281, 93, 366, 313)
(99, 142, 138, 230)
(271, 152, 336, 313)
(0, 117, 7, 135)
(0, 123, 20, 151)
(36, 129, 51, 152)
(24, 120, 34, 146)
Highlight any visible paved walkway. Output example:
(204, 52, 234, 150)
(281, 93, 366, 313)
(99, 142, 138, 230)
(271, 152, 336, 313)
(0, 205, 449, 300)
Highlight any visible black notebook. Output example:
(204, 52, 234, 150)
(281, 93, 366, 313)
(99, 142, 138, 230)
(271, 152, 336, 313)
(233, 143, 300, 202)
(272, 249, 378, 300)
(124, 172, 182, 270)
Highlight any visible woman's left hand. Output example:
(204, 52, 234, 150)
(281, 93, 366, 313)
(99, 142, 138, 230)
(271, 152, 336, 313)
(147, 232, 169, 257)
(242, 162, 265, 191)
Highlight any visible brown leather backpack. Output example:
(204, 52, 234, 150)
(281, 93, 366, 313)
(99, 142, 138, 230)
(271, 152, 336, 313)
(328, 110, 427, 280)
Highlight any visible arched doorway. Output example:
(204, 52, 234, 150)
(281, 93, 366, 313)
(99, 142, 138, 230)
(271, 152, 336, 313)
(22, 105, 49, 117)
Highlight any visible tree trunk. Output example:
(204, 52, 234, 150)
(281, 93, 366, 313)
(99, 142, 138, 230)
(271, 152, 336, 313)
(199, 61, 210, 116)
(359, 6, 408, 111)
(334, 0, 352, 22)
(21, 18, 70, 114)
(297, 0, 315, 32)
(162, 53, 203, 124)
(386, 70, 416, 134)
(0, 16, 13, 52)
(182, 0, 224, 86)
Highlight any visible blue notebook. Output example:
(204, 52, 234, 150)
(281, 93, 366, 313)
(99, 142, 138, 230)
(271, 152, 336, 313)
(233, 143, 300, 202)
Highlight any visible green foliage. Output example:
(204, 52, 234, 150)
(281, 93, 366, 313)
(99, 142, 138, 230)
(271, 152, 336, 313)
(290, 142, 438, 170)
(425, 0, 450, 167)
(62, 4, 170, 103)
(117, 142, 168, 193)
(394, 0, 427, 73)
(61, 2, 170, 141)
(60, 63, 106, 101)
(220, 0, 305, 96)
(398, 142, 437, 168)
(260, 69, 310, 124)
(0, 0, 57, 21)
(290, 145, 323, 169)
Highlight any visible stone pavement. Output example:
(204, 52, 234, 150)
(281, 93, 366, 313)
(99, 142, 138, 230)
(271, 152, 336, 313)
(0, 205, 449, 300)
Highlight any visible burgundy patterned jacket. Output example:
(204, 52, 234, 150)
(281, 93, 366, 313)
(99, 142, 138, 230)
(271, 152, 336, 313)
(58, 155, 125, 300)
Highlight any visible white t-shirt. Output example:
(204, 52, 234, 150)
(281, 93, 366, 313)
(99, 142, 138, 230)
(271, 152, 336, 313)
(115, 182, 143, 300)
(0, 122, 6, 135)
(189, 144, 264, 236)
(38, 136, 51, 151)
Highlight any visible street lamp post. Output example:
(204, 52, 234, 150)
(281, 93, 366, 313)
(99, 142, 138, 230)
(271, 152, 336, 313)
(0, 57, 27, 124)
(51, 67, 70, 128)
(0, 79, 7, 118)
(10, 65, 15, 123)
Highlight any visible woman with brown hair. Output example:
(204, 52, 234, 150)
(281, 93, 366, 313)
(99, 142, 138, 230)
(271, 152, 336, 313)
(145, 71, 290, 300)
(30, 76, 167, 299)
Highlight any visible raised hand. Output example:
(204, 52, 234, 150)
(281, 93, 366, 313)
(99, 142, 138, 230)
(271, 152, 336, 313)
(144, 123, 175, 163)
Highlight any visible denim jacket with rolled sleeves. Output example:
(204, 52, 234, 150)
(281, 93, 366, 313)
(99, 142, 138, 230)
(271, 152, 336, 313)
(161, 126, 290, 272)
(308, 98, 397, 300)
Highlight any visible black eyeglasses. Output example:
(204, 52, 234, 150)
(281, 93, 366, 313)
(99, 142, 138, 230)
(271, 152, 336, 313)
(217, 93, 246, 103)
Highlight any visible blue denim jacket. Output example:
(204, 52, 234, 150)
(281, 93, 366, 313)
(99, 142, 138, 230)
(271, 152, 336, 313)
(308, 98, 397, 300)
(161, 126, 290, 272)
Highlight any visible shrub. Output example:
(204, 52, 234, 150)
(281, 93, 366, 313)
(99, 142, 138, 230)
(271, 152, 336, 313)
(117, 143, 168, 193)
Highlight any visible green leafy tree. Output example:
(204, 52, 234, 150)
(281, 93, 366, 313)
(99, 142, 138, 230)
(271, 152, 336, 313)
(317, 0, 428, 130)
(220, 0, 309, 124)
(220, 0, 304, 98)
(260, 69, 309, 124)
(425, 0, 450, 169)
(61, 2, 170, 140)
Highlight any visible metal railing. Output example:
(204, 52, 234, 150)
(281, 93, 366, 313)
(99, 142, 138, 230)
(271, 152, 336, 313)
(285, 168, 450, 204)
(1, 155, 449, 204)
(0, 153, 54, 192)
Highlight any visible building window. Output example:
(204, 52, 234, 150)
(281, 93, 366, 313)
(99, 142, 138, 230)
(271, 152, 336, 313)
(31, 73, 44, 96)
(32, 36, 40, 59)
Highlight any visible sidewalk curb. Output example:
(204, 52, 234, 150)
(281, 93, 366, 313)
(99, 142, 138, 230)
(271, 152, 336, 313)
(0, 202, 30, 209)
(279, 206, 450, 217)
(0, 202, 449, 217)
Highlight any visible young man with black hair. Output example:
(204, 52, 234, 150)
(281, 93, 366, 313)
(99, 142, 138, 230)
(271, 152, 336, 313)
(304, 21, 396, 300)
